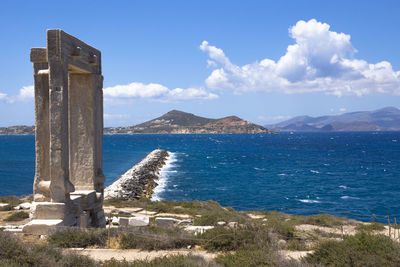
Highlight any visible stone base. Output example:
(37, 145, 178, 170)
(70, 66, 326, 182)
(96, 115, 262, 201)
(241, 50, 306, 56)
(22, 219, 63, 235)
(31, 202, 66, 220)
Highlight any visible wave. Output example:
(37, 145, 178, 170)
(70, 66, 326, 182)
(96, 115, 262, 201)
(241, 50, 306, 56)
(254, 167, 266, 171)
(298, 199, 321, 204)
(339, 185, 348, 189)
(151, 152, 178, 201)
(310, 170, 320, 174)
(341, 196, 360, 200)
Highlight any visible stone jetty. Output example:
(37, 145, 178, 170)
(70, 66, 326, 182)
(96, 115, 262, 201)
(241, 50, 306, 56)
(104, 149, 169, 200)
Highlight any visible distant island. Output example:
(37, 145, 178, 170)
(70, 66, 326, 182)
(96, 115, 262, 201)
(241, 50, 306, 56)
(266, 106, 400, 132)
(0, 110, 272, 135)
(105, 110, 272, 134)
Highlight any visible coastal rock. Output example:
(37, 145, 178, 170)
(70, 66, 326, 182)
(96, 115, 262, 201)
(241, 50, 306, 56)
(112, 216, 119, 225)
(118, 217, 129, 227)
(184, 226, 214, 235)
(104, 149, 169, 200)
(278, 239, 287, 248)
(128, 216, 150, 227)
(118, 210, 132, 216)
(228, 222, 238, 228)
(177, 219, 193, 226)
(155, 217, 181, 227)
(21, 202, 33, 209)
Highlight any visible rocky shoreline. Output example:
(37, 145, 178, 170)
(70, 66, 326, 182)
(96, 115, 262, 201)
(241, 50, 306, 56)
(104, 149, 169, 200)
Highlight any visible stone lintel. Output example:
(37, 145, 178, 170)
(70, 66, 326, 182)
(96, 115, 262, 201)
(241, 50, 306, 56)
(47, 29, 101, 74)
(31, 48, 47, 63)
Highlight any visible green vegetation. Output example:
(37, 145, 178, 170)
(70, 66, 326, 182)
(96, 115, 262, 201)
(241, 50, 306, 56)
(103, 255, 219, 267)
(104, 198, 202, 214)
(292, 213, 351, 227)
(3, 195, 400, 266)
(119, 226, 196, 250)
(3, 211, 29, 222)
(356, 222, 386, 232)
(215, 249, 272, 267)
(200, 224, 270, 252)
(48, 228, 108, 248)
(0, 195, 21, 211)
(105, 198, 248, 226)
(304, 232, 400, 267)
(0, 231, 97, 267)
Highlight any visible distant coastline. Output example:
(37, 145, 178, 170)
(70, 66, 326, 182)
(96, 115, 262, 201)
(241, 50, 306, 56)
(1, 110, 274, 135)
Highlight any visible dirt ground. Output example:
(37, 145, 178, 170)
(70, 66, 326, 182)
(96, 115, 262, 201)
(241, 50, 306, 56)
(65, 248, 218, 262)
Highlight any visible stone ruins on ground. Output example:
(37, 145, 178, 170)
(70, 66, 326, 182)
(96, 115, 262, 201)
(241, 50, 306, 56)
(23, 30, 106, 234)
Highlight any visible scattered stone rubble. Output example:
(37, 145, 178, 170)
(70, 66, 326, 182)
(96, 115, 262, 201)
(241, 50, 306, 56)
(104, 149, 169, 200)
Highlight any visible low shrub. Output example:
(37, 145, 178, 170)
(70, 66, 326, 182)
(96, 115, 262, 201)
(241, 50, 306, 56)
(200, 224, 270, 252)
(285, 238, 308, 251)
(47, 228, 108, 248)
(119, 226, 197, 250)
(103, 255, 219, 267)
(0, 231, 96, 266)
(0, 195, 22, 206)
(264, 218, 296, 240)
(215, 249, 272, 267)
(304, 232, 400, 267)
(0, 205, 13, 211)
(3, 211, 29, 222)
(356, 222, 385, 232)
(104, 198, 202, 215)
(292, 213, 349, 227)
(215, 249, 305, 267)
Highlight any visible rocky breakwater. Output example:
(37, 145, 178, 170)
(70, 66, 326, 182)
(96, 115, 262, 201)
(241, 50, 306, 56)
(104, 149, 169, 200)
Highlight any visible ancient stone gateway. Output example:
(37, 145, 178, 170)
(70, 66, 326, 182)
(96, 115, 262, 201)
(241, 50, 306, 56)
(23, 30, 106, 234)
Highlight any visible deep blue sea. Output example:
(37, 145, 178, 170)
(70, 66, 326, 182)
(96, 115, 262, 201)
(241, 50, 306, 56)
(1, 132, 399, 223)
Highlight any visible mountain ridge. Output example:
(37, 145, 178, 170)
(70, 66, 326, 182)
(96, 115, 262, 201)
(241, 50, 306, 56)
(267, 106, 400, 132)
(106, 110, 272, 134)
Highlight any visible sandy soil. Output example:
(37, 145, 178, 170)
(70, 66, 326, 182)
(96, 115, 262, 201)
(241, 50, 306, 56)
(295, 224, 357, 236)
(65, 248, 218, 262)
(279, 250, 313, 261)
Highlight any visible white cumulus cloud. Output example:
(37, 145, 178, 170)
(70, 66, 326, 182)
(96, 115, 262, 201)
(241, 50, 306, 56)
(17, 85, 34, 100)
(201, 19, 400, 97)
(104, 82, 218, 101)
(0, 85, 34, 103)
(0, 92, 7, 100)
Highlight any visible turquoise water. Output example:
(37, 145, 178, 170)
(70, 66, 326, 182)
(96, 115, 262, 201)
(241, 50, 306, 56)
(0, 132, 399, 222)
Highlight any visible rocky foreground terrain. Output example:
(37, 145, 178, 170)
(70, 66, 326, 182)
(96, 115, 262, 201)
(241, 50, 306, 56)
(1, 195, 399, 266)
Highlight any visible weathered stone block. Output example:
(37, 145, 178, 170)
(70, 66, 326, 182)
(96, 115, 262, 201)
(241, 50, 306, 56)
(128, 216, 150, 227)
(70, 190, 96, 210)
(155, 217, 180, 227)
(22, 219, 63, 235)
(184, 226, 214, 235)
(118, 217, 129, 227)
(31, 202, 65, 220)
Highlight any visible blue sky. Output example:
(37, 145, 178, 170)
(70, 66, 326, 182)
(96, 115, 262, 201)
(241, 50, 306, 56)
(1, 0, 400, 126)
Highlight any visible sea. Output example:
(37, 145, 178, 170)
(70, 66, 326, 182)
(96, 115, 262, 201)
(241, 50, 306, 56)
(0, 132, 399, 223)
